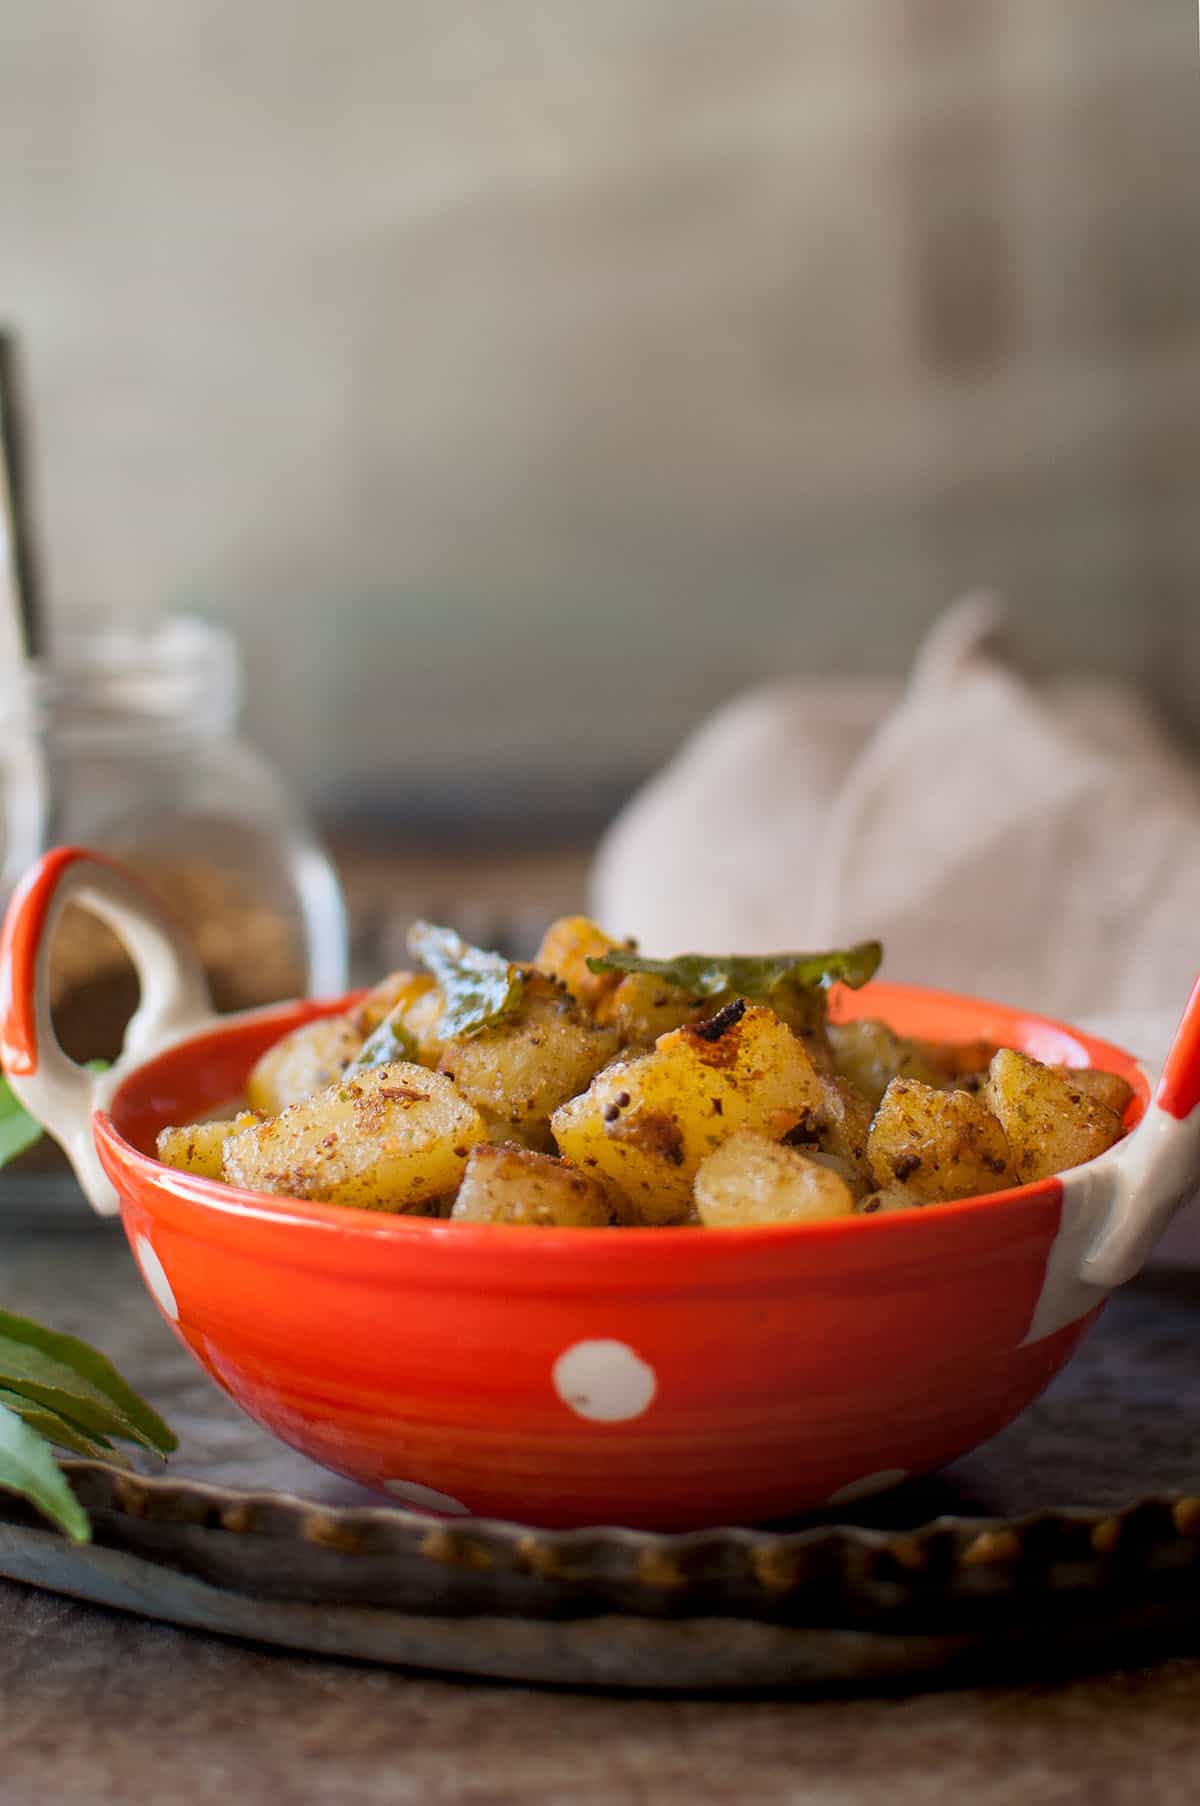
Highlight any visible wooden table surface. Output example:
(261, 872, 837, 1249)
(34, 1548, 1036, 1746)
(1, 1574, 1199, 1806)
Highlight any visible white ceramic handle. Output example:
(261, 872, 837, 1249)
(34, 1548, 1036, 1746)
(1081, 975, 1200, 1287)
(0, 848, 216, 1214)
(1023, 976, 1200, 1343)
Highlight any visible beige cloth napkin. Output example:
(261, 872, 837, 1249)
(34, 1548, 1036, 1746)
(593, 598, 1200, 1265)
(592, 597, 1200, 1033)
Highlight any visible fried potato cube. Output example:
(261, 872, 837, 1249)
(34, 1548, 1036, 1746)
(782, 1075, 873, 1192)
(534, 916, 625, 1013)
(551, 1001, 824, 1225)
(350, 970, 445, 1068)
(594, 971, 711, 1049)
(694, 1130, 856, 1228)
(867, 1078, 1014, 1203)
(156, 1112, 261, 1180)
(855, 1184, 923, 1216)
(1051, 1065, 1135, 1121)
(223, 1063, 487, 1212)
(450, 1144, 615, 1227)
(828, 1018, 944, 1109)
(245, 1014, 364, 1115)
(437, 973, 618, 1150)
(984, 1049, 1125, 1183)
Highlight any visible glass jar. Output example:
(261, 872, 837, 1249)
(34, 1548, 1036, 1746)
(0, 617, 347, 1069)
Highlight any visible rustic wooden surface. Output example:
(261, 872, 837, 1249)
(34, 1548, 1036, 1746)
(1, 1572, 1199, 1806)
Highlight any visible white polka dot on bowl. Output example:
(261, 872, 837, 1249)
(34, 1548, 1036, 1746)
(552, 1339, 657, 1422)
(134, 1235, 178, 1323)
(383, 1479, 470, 1515)
(825, 1468, 909, 1507)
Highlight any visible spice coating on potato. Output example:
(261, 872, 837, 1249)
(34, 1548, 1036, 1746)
(223, 1063, 487, 1211)
(867, 1078, 1015, 1203)
(594, 971, 712, 1049)
(156, 1112, 261, 1180)
(984, 1049, 1125, 1183)
(351, 970, 441, 1050)
(534, 916, 626, 1013)
(1051, 1065, 1135, 1121)
(437, 972, 618, 1150)
(551, 1001, 825, 1224)
(451, 1144, 615, 1227)
(694, 1130, 856, 1227)
(245, 1015, 364, 1115)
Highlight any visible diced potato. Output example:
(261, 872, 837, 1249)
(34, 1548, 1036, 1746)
(828, 1019, 944, 1109)
(984, 1049, 1125, 1184)
(245, 1015, 364, 1115)
(814, 1076, 872, 1174)
(763, 981, 836, 1075)
(156, 1112, 261, 1180)
(223, 1063, 487, 1211)
(437, 973, 618, 1151)
(551, 1001, 825, 1224)
(780, 1078, 873, 1194)
(594, 971, 711, 1049)
(913, 1036, 998, 1092)
(1052, 1065, 1135, 1121)
(534, 917, 625, 1013)
(867, 1078, 1015, 1203)
(828, 1019, 999, 1107)
(694, 1130, 856, 1228)
(451, 1144, 615, 1227)
(350, 971, 444, 1064)
(855, 1184, 923, 1216)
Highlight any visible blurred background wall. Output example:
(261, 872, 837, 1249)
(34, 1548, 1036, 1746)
(2, 0, 1198, 834)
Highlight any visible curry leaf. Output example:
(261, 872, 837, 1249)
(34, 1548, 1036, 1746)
(0, 1401, 91, 1542)
(407, 921, 525, 1039)
(0, 1078, 45, 1168)
(347, 1008, 418, 1073)
(585, 941, 884, 1002)
(0, 1386, 126, 1465)
(0, 1062, 109, 1171)
(0, 1310, 176, 1456)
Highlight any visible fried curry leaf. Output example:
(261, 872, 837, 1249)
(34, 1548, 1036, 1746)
(407, 922, 525, 1039)
(585, 941, 883, 1003)
(346, 1008, 418, 1073)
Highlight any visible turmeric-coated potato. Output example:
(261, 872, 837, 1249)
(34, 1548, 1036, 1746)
(694, 1130, 857, 1228)
(437, 972, 618, 1150)
(451, 1144, 615, 1227)
(1051, 1065, 1134, 1121)
(984, 1049, 1125, 1183)
(350, 970, 444, 1064)
(534, 916, 625, 1013)
(156, 1112, 261, 1180)
(551, 1001, 824, 1224)
(867, 1078, 1014, 1203)
(245, 1014, 363, 1115)
(594, 971, 712, 1049)
(223, 1063, 487, 1211)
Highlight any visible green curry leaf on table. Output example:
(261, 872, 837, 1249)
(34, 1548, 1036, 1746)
(0, 1074, 176, 1541)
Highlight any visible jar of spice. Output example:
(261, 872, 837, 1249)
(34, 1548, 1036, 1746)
(0, 617, 347, 1076)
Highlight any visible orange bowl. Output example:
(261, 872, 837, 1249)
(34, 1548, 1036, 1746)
(4, 849, 1196, 1532)
(95, 986, 1149, 1529)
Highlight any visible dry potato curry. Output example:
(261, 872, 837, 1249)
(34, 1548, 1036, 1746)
(157, 917, 1132, 1228)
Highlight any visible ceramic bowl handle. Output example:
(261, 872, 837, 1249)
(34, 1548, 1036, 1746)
(0, 848, 216, 1215)
(1081, 975, 1200, 1289)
